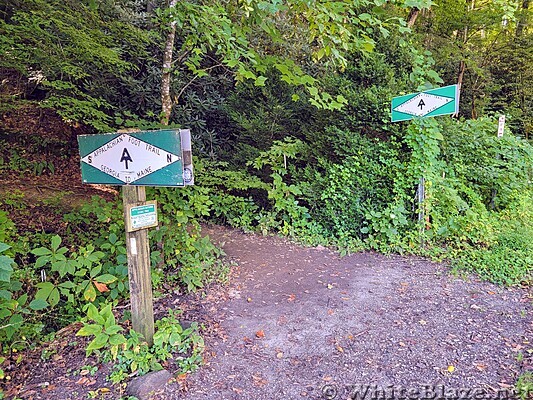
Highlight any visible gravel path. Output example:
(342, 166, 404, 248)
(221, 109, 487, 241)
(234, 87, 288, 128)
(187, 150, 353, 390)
(168, 225, 532, 400)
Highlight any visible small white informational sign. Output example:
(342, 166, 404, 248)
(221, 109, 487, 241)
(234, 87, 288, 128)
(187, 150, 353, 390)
(498, 115, 505, 137)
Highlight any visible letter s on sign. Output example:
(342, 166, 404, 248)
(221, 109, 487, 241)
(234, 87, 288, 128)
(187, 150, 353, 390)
(88, 156, 92, 164)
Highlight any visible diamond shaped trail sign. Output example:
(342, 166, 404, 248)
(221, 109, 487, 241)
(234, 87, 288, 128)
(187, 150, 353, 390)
(78, 129, 193, 186)
(391, 84, 459, 122)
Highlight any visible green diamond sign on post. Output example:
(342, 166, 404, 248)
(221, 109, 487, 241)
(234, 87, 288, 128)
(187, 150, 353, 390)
(391, 84, 459, 122)
(78, 129, 193, 186)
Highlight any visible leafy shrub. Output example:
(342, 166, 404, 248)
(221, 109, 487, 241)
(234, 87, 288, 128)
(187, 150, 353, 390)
(76, 303, 126, 359)
(313, 129, 406, 241)
(439, 117, 533, 210)
(30, 235, 123, 311)
(77, 307, 204, 383)
(0, 211, 15, 244)
(452, 191, 533, 285)
(0, 243, 25, 343)
(516, 371, 533, 400)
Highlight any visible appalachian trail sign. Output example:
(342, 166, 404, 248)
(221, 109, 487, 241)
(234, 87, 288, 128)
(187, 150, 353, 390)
(78, 129, 193, 186)
(391, 84, 459, 122)
(78, 129, 193, 345)
(391, 84, 460, 240)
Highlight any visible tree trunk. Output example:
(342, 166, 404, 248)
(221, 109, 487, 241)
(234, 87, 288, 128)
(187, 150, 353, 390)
(407, 8, 420, 28)
(516, 0, 530, 37)
(453, 22, 468, 118)
(161, 0, 178, 126)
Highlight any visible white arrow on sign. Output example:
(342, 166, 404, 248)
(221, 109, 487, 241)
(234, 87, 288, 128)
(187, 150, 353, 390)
(81, 134, 181, 184)
(393, 93, 453, 117)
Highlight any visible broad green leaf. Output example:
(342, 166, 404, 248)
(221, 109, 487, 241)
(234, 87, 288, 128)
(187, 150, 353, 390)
(87, 303, 105, 325)
(29, 298, 49, 311)
(51, 235, 62, 251)
(34, 256, 49, 269)
(427, 69, 444, 83)
(48, 287, 60, 307)
(254, 76, 267, 86)
(104, 312, 116, 329)
(224, 59, 239, 68)
(428, 130, 444, 140)
(77, 324, 103, 336)
(84, 283, 97, 302)
(0, 243, 10, 253)
(169, 332, 182, 346)
(17, 293, 28, 306)
(0, 256, 13, 282)
(0, 290, 11, 300)
(336, 94, 348, 104)
(100, 304, 113, 321)
(108, 333, 126, 346)
(31, 247, 52, 256)
(86, 332, 109, 354)
(105, 325, 123, 335)
(90, 265, 102, 278)
(6, 314, 23, 339)
(35, 282, 54, 300)
(94, 274, 117, 284)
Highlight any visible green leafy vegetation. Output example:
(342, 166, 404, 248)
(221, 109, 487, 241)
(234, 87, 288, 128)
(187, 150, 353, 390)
(516, 371, 533, 400)
(77, 306, 203, 384)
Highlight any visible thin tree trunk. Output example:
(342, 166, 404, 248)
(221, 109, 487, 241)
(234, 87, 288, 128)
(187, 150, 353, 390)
(407, 8, 420, 28)
(161, 0, 178, 126)
(455, 3, 471, 118)
(453, 22, 468, 118)
(457, 60, 466, 89)
(516, 0, 530, 37)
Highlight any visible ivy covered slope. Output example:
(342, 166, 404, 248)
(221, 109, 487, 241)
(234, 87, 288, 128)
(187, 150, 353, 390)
(0, 0, 532, 394)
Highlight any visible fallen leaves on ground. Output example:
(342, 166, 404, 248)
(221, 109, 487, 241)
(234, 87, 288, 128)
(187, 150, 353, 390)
(252, 374, 268, 387)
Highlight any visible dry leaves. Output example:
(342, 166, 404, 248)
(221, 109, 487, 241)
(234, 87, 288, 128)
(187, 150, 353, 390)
(252, 374, 267, 387)
(93, 282, 109, 293)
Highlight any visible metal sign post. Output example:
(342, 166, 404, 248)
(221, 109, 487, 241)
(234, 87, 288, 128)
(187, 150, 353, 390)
(78, 129, 193, 346)
(391, 85, 460, 243)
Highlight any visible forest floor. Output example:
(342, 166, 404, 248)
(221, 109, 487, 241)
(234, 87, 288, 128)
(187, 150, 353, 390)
(5, 224, 532, 400)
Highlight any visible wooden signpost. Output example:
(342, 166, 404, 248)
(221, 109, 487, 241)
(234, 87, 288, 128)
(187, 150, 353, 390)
(78, 129, 193, 345)
(123, 185, 155, 344)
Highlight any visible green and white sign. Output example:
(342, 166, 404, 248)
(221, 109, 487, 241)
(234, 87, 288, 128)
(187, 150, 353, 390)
(391, 84, 459, 122)
(78, 129, 193, 186)
(127, 201, 158, 232)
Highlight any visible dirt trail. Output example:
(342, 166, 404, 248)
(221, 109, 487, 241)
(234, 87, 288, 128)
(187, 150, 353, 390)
(9, 225, 532, 400)
(162, 225, 532, 400)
